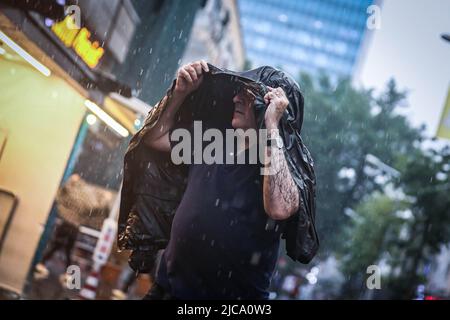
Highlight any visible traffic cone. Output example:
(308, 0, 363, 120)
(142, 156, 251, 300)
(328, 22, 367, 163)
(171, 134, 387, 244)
(78, 264, 101, 300)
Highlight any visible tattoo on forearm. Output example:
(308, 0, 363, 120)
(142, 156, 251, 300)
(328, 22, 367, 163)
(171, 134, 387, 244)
(264, 144, 299, 217)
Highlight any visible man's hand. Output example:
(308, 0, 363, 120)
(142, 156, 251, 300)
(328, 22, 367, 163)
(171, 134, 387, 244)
(174, 60, 209, 98)
(144, 60, 209, 152)
(263, 86, 289, 129)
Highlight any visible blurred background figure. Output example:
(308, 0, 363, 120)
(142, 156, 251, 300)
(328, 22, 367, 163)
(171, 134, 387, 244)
(34, 221, 78, 280)
(34, 174, 112, 278)
(32, 174, 113, 294)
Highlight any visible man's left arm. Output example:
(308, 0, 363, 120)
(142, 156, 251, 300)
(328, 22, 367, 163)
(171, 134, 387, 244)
(263, 87, 299, 220)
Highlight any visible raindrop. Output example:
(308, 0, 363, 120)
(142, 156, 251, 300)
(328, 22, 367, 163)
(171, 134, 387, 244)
(250, 252, 261, 265)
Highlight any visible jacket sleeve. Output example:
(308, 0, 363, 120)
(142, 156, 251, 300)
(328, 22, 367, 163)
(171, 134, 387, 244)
(282, 131, 319, 264)
(117, 79, 178, 251)
(276, 73, 319, 264)
(117, 79, 190, 274)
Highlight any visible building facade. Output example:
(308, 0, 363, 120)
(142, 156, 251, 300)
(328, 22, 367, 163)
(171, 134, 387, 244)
(180, 0, 246, 71)
(0, 0, 202, 296)
(238, 0, 374, 80)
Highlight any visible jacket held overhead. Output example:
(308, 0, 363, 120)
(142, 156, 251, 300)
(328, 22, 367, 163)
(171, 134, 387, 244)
(118, 63, 319, 273)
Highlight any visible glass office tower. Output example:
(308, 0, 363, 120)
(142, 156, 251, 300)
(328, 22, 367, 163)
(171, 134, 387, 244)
(238, 0, 374, 80)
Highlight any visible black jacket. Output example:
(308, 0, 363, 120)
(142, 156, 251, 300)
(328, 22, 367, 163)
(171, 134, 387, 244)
(117, 63, 319, 273)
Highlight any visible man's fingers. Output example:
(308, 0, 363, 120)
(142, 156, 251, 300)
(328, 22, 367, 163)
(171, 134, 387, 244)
(185, 66, 198, 82)
(179, 68, 193, 84)
(264, 93, 271, 105)
(190, 65, 199, 81)
(177, 60, 209, 93)
(200, 60, 209, 73)
(264, 91, 281, 105)
(275, 87, 285, 96)
(267, 86, 284, 95)
(192, 62, 203, 76)
(265, 92, 275, 99)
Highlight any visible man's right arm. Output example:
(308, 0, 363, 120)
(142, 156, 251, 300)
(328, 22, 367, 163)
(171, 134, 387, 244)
(143, 91, 187, 152)
(144, 60, 209, 152)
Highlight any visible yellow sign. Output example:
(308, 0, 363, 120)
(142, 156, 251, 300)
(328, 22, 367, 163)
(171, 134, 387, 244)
(51, 16, 105, 68)
(436, 86, 450, 140)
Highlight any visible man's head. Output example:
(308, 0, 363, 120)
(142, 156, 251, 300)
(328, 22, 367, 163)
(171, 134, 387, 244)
(231, 87, 256, 130)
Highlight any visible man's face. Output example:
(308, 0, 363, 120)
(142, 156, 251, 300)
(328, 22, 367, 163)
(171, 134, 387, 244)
(231, 89, 256, 130)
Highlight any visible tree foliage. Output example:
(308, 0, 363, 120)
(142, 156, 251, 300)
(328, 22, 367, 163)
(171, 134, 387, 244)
(300, 74, 422, 252)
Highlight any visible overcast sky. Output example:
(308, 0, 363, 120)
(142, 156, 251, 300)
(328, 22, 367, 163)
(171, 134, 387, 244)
(355, 0, 450, 137)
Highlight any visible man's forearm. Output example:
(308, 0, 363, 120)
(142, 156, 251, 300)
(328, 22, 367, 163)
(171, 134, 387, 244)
(146, 91, 187, 141)
(263, 128, 299, 220)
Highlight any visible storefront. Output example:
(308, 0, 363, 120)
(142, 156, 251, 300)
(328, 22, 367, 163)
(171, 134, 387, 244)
(0, 3, 149, 298)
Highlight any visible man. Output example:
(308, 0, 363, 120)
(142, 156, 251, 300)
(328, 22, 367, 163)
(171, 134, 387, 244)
(117, 60, 318, 300)
(142, 60, 300, 299)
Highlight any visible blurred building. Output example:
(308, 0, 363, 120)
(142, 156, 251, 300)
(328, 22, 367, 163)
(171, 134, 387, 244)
(180, 0, 246, 71)
(238, 0, 374, 79)
(0, 0, 202, 296)
(115, 0, 204, 104)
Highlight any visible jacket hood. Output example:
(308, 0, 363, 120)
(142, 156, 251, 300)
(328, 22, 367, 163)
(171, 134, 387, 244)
(207, 63, 304, 132)
(181, 63, 304, 135)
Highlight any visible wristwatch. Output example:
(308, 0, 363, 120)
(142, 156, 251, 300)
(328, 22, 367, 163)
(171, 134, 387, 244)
(267, 134, 284, 149)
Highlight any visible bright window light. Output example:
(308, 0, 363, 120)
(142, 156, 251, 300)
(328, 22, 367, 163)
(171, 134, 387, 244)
(84, 100, 129, 137)
(0, 30, 51, 77)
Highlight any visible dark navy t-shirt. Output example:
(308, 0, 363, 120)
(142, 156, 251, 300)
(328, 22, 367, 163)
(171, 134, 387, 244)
(156, 127, 283, 299)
